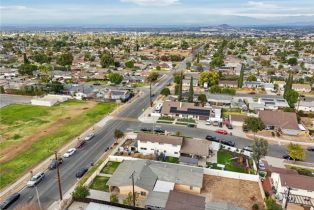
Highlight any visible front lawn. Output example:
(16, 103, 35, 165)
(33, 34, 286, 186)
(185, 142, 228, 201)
(177, 118, 196, 123)
(90, 176, 110, 192)
(101, 161, 121, 174)
(165, 156, 179, 164)
(217, 150, 246, 173)
(0, 102, 116, 189)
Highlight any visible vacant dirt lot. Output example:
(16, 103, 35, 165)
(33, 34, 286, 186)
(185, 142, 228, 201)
(202, 175, 264, 210)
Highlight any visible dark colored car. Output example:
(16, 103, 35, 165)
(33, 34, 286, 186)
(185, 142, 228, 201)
(48, 158, 63, 170)
(205, 135, 220, 143)
(226, 123, 233, 129)
(243, 125, 249, 132)
(154, 128, 165, 134)
(76, 140, 86, 149)
(221, 140, 235, 147)
(140, 128, 152, 132)
(76, 167, 88, 178)
(0, 193, 20, 209)
(307, 146, 314, 152)
(282, 154, 301, 161)
(187, 124, 196, 128)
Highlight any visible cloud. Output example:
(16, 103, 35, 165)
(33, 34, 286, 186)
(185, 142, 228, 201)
(0, 5, 27, 10)
(120, 0, 179, 6)
(246, 1, 278, 9)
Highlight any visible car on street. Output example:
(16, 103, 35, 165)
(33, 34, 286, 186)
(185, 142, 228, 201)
(27, 172, 45, 187)
(0, 193, 20, 209)
(215, 129, 228, 135)
(282, 154, 301, 161)
(63, 148, 76, 158)
(205, 135, 219, 142)
(226, 123, 233, 129)
(84, 133, 95, 141)
(187, 124, 196, 128)
(243, 146, 253, 152)
(307, 146, 314, 152)
(258, 160, 266, 170)
(140, 128, 152, 132)
(221, 140, 235, 147)
(154, 128, 165, 134)
(76, 167, 88, 178)
(76, 140, 86, 149)
(48, 158, 63, 170)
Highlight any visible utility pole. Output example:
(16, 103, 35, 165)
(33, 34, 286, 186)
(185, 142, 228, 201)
(149, 82, 152, 107)
(55, 151, 63, 201)
(130, 171, 136, 207)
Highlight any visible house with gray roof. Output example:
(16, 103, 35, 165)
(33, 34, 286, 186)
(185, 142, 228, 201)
(206, 94, 233, 107)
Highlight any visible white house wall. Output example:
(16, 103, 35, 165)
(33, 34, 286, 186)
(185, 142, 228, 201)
(137, 140, 181, 157)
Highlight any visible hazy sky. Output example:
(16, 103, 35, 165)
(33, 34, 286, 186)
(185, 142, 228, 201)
(1, 0, 314, 26)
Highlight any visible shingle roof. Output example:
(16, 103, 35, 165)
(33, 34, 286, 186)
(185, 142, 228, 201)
(258, 110, 299, 130)
(165, 190, 205, 210)
(180, 139, 210, 157)
(161, 101, 211, 117)
(280, 173, 314, 191)
(137, 132, 183, 146)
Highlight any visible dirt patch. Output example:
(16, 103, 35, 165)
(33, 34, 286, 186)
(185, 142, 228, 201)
(202, 175, 264, 210)
(0, 101, 96, 163)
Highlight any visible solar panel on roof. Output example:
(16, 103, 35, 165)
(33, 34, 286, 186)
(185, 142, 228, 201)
(169, 107, 210, 116)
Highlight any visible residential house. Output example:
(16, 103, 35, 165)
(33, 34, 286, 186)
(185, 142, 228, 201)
(206, 94, 233, 107)
(179, 139, 211, 167)
(182, 79, 198, 87)
(292, 84, 311, 93)
(244, 81, 263, 89)
(161, 101, 211, 120)
(249, 97, 289, 111)
(258, 110, 301, 135)
(164, 190, 206, 210)
(98, 88, 131, 102)
(218, 80, 238, 88)
(107, 160, 204, 202)
(137, 132, 183, 158)
(273, 81, 286, 92)
(296, 100, 314, 112)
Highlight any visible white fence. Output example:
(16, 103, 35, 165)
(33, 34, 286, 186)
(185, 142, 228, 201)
(108, 155, 138, 162)
(204, 168, 259, 182)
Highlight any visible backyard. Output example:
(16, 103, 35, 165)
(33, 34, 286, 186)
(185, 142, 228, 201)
(0, 100, 116, 189)
(101, 161, 121, 174)
(90, 176, 110, 192)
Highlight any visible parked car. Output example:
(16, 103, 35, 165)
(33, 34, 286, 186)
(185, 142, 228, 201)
(226, 123, 233, 129)
(75, 167, 88, 178)
(307, 146, 314, 152)
(187, 124, 196, 128)
(249, 92, 256, 95)
(221, 140, 235, 147)
(215, 129, 228, 135)
(84, 133, 95, 141)
(76, 140, 86, 149)
(48, 158, 63, 170)
(63, 148, 76, 158)
(0, 193, 20, 209)
(212, 121, 219, 126)
(140, 128, 152, 132)
(282, 154, 301, 161)
(205, 135, 219, 143)
(27, 172, 45, 187)
(243, 146, 253, 152)
(258, 160, 266, 170)
(154, 128, 165, 134)
(205, 121, 211, 125)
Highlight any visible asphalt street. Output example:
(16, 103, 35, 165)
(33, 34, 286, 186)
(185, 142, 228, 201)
(0, 94, 33, 108)
(3, 46, 314, 209)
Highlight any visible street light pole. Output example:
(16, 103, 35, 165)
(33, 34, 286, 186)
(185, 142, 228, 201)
(55, 151, 63, 201)
(150, 82, 152, 107)
(130, 171, 136, 207)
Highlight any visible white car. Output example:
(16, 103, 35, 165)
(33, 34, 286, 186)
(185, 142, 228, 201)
(27, 172, 45, 187)
(84, 133, 95, 141)
(63, 148, 76, 158)
(258, 160, 265, 170)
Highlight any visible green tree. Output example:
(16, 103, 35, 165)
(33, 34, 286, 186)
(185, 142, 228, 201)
(188, 77, 194, 102)
(186, 61, 191, 70)
(265, 197, 283, 210)
(251, 139, 268, 169)
(174, 84, 180, 95)
(33, 52, 50, 64)
(284, 89, 299, 108)
(244, 117, 265, 136)
(100, 52, 114, 68)
(56, 52, 73, 67)
(160, 88, 170, 96)
(110, 193, 119, 203)
(198, 94, 207, 106)
(23, 53, 30, 64)
(38, 64, 52, 83)
(178, 71, 183, 101)
(287, 143, 305, 161)
(238, 64, 244, 88)
(0, 86, 5, 94)
(156, 65, 161, 71)
(181, 40, 189, 50)
(125, 60, 134, 68)
(108, 73, 123, 85)
(18, 64, 38, 76)
(47, 81, 64, 93)
(199, 71, 219, 87)
(72, 185, 90, 199)
(123, 192, 138, 206)
(146, 72, 159, 82)
(287, 57, 298, 66)
(114, 129, 124, 141)
(247, 74, 257, 81)
(173, 73, 182, 84)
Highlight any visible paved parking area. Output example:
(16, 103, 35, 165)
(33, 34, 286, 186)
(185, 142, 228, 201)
(0, 94, 33, 107)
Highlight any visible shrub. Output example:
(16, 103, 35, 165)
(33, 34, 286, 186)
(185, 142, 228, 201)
(72, 185, 90, 199)
(110, 193, 119, 203)
(252, 203, 259, 210)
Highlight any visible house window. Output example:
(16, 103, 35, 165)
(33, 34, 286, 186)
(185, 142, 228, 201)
(141, 191, 146, 196)
(190, 186, 193, 190)
(174, 152, 178, 154)
(140, 147, 147, 150)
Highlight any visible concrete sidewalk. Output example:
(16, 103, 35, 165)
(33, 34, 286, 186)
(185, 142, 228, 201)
(247, 134, 314, 146)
